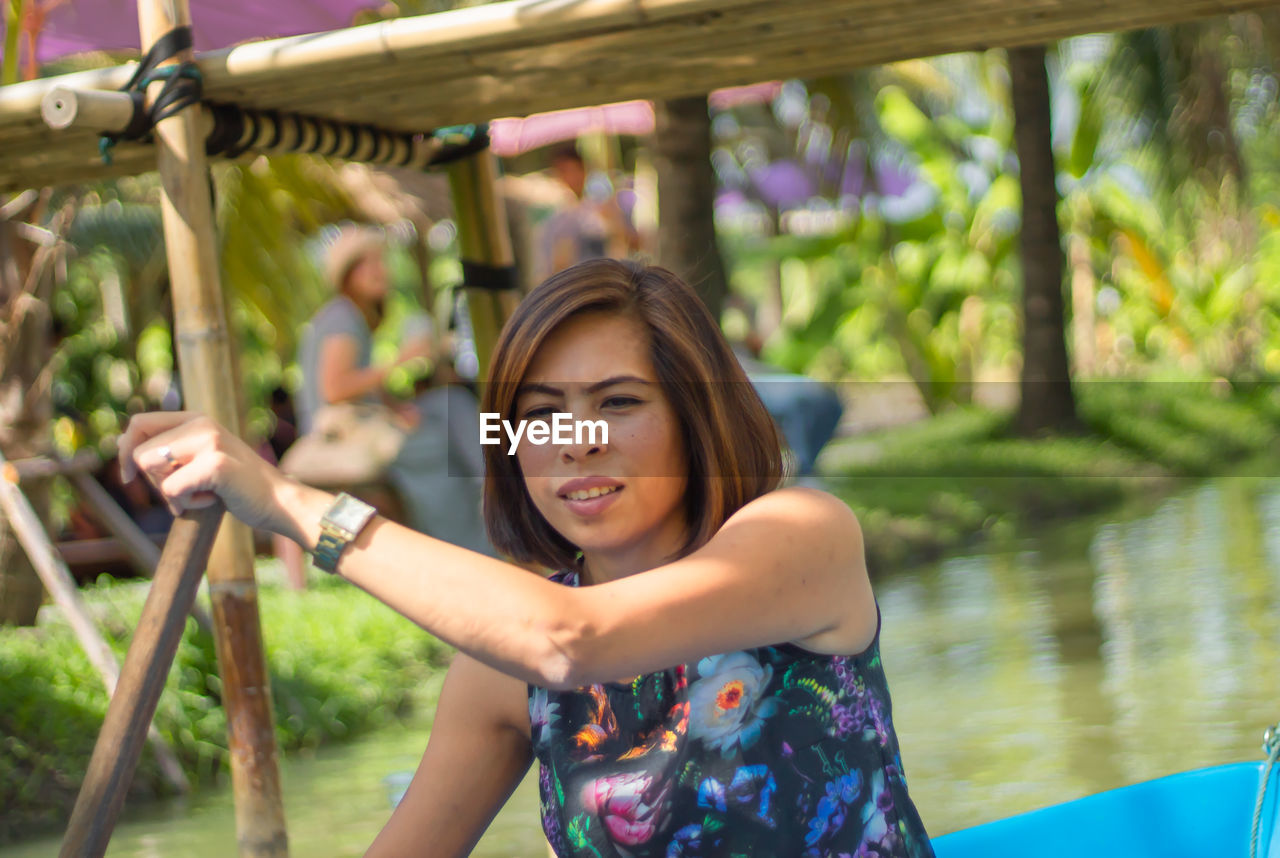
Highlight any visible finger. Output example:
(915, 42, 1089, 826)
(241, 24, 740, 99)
(119, 411, 199, 482)
(158, 449, 226, 515)
(135, 423, 227, 493)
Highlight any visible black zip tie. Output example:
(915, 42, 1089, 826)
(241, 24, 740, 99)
(461, 260, 519, 292)
(100, 26, 201, 164)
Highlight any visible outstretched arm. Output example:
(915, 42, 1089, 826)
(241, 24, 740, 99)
(317, 334, 392, 404)
(120, 413, 876, 689)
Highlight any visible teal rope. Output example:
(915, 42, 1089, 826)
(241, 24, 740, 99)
(1251, 724, 1280, 858)
(99, 63, 204, 165)
(137, 63, 203, 89)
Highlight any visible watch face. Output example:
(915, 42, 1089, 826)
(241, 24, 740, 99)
(327, 493, 375, 535)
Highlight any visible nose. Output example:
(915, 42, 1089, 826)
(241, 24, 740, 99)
(560, 438, 603, 464)
(557, 412, 607, 463)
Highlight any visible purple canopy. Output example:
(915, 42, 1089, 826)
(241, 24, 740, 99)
(2, 0, 380, 68)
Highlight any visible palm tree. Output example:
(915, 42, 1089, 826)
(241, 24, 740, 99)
(1009, 45, 1078, 435)
(653, 96, 731, 318)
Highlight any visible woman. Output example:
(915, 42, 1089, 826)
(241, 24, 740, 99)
(297, 224, 492, 555)
(120, 259, 934, 857)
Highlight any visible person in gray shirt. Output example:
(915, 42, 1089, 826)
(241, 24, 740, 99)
(296, 225, 493, 556)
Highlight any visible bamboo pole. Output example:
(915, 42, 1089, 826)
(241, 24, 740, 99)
(67, 470, 162, 572)
(41, 87, 138, 133)
(4, 0, 1264, 130)
(447, 150, 518, 380)
(0, 450, 189, 793)
(135, 0, 289, 855)
(6, 448, 101, 481)
(39, 86, 451, 170)
(6, 447, 216, 633)
(58, 504, 224, 858)
(66, 468, 216, 635)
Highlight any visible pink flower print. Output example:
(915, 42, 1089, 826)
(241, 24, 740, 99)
(581, 771, 671, 846)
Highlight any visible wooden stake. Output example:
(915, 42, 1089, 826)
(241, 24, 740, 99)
(58, 504, 223, 858)
(136, 0, 288, 854)
(0, 450, 189, 793)
(447, 150, 518, 380)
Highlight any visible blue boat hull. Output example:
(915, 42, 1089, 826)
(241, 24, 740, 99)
(932, 761, 1279, 858)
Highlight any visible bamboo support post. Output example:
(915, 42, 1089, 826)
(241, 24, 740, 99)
(67, 470, 161, 571)
(67, 468, 216, 636)
(447, 150, 519, 379)
(136, 0, 288, 855)
(0, 450, 189, 794)
(58, 504, 224, 858)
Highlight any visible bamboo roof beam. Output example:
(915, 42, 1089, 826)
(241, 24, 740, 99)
(2, 0, 1276, 191)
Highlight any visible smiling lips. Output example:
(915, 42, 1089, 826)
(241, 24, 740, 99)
(565, 485, 620, 501)
(558, 478, 623, 513)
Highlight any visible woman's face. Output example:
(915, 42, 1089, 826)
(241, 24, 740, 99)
(515, 311, 688, 573)
(343, 251, 389, 306)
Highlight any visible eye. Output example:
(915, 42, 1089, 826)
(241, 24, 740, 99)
(602, 395, 642, 409)
(520, 404, 557, 420)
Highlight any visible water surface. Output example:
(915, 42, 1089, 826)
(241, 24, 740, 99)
(10, 477, 1279, 854)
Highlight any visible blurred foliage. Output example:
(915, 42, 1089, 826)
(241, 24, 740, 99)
(0, 571, 451, 843)
(715, 20, 1280, 410)
(44, 155, 407, 459)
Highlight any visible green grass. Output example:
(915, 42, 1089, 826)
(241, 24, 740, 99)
(821, 381, 1280, 570)
(0, 571, 451, 843)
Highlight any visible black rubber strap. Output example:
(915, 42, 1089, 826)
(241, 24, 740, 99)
(122, 26, 194, 93)
(204, 103, 244, 156)
(146, 65, 202, 125)
(428, 123, 491, 167)
(120, 91, 151, 139)
(461, 260, 519, 292)
(101, 26, 200, 161)
(260, 110, 284, 150)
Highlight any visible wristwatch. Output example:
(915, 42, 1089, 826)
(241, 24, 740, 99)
(313, 492, 378, 574)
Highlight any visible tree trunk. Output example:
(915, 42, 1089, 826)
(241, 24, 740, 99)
(1009, 45, 1077, 435)
(653, 95, 730, 319)
(1169, 22, 1246, 193)
(0, 201, 54, 626)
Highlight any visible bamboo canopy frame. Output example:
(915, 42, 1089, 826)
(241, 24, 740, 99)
(3, 0, 1275, 855)
(1, 0, 1278, 192)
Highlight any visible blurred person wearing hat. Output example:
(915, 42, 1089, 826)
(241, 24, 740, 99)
(296, 225, 426, 433)
(294, 224, 494, 557)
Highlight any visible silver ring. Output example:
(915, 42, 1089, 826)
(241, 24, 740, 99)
(156, 445, 175, 465)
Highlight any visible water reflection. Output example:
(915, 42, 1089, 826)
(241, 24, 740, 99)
(8, 478, 1279, 855)
(888, 478, 1280, 836)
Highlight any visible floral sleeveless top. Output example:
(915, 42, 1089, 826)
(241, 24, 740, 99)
(527, 570, 935, 858)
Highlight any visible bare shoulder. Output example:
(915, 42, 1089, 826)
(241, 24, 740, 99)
(725, 486, 865, 553)
(722, 486, 874, 654)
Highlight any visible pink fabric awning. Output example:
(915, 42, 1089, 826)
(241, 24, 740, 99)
(489, 83, 783, 157)
(3, 0, 381, 69)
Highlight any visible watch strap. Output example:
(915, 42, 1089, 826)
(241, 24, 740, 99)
(313, 492, 377, 574)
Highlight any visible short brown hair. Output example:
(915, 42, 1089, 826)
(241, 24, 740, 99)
(481, 258, 784, 570)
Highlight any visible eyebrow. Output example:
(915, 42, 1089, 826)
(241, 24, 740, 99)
(517, 375, 650, 397)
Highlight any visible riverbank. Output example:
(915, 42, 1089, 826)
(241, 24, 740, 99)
(823, 379, 1280, 570)
(0, 571, 450, 844)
